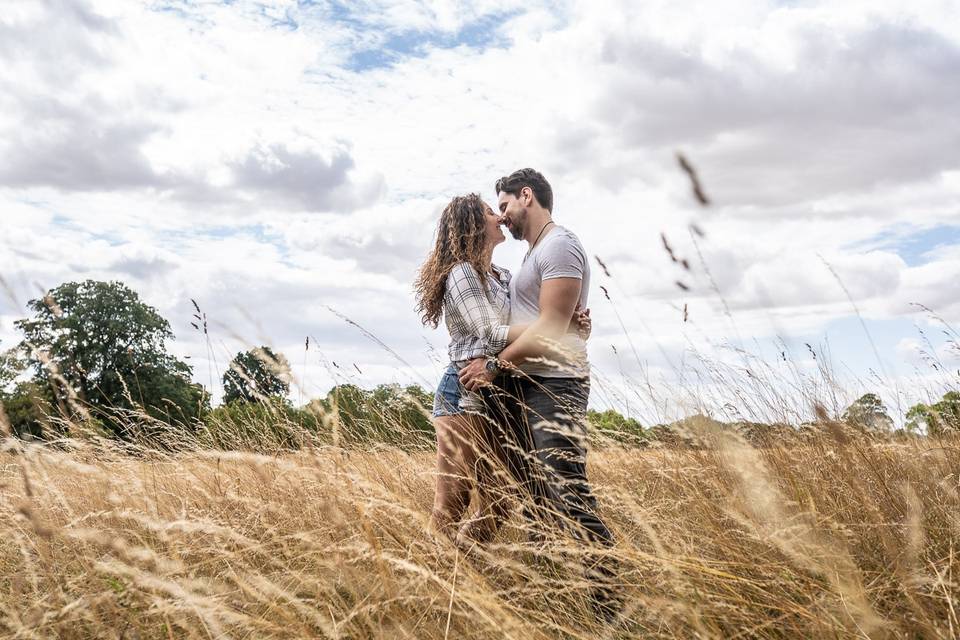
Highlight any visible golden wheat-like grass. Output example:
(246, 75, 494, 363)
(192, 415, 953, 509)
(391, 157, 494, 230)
(1, 417, 959, 639)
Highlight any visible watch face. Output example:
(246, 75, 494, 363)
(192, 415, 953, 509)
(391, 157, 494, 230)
(485, 359, 498, 374)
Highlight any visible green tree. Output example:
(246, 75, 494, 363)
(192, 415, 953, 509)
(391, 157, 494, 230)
(222, 346, 291, 404)
(2, 342, 51, 438)
(842, 393, 894, 433)
(0, 343, 23, 393)
(14, 280, 207, 438)
(906, 391, 960, 436)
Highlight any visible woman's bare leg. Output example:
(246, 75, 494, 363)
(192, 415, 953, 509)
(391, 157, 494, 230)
(429, 414, 479, 537)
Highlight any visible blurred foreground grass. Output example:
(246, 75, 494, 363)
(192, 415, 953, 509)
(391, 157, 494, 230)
(2, 419, 959, 639)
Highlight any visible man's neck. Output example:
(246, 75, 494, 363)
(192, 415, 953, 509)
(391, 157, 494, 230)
(523, 209, 554, 247)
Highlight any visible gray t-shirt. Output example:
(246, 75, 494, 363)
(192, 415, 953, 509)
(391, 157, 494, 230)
(509, 224, 590, 378)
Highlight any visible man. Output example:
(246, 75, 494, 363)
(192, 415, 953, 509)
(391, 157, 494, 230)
(458, 168, 613, 547)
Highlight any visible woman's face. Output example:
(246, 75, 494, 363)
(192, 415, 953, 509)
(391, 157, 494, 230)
(483, 202, 506, 247)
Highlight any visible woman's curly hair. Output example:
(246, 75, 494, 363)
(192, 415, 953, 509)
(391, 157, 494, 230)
(414, 193, 491, 328)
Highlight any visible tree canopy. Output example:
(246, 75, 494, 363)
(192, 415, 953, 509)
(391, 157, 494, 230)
(13, 280, 207, 437)
(222, 346, 291, 404)
(842, 393, 894, 433)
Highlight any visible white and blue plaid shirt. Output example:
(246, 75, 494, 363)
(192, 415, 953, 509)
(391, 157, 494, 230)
(443, 262, 511, 365)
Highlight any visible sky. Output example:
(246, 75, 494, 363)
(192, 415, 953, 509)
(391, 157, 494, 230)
(1, 0, 958, 425)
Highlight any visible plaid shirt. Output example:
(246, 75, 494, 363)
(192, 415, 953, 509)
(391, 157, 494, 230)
(443, 262, 511, 365)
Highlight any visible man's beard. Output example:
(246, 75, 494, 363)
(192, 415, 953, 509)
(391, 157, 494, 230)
(509, 209, 526, 240)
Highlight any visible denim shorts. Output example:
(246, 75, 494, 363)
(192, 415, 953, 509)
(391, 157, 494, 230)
(432, 363, 485, 417)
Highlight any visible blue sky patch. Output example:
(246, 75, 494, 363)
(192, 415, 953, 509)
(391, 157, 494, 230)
(50, 214, 126, 247)
(855, 224, 960, 266)
(157, 222, 277, 244)
(329, 7, 523, 72)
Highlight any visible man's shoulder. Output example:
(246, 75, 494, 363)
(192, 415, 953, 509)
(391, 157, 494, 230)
(536, 225, 586, 260)
(544, 225, 584, 248)
(529, 225, 588, 281)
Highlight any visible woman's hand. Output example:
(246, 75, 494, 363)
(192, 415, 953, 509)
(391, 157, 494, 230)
(569, 304, 592, 340)
(459, 358, 495, 391)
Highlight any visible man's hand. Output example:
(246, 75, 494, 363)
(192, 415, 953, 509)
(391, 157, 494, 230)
(459, 358, 495, 391)
(569, 304, 591, 340)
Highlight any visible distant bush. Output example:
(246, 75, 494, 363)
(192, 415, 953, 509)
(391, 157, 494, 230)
(198, 399, 323, 451)
(906, 391, 960, 436)
(310, 383, 435, 449)
(587, 409, 647, 446)
(2, 382, 55, 440)
(194, 383, 435, 452)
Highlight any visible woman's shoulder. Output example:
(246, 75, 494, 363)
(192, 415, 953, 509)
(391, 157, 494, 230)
(447, 261, 510, 287)
(447, 261, 479, 281)
(445, 262, 484, 292)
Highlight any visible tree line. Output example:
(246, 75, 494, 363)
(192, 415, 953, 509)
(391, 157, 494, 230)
(0, 280, 957, 448)
(0, 280, 441, 446)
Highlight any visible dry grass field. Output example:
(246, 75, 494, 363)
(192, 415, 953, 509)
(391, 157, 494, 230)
(2, 420, 959, 639)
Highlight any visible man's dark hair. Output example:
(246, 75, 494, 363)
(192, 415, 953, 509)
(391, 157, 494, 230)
(495, 168, 553, 212)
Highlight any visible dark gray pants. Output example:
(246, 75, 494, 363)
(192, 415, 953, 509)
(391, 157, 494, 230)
(484, 375, 613, 545)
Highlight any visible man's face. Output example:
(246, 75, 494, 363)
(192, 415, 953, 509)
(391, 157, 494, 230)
(497, 190, 527, 240)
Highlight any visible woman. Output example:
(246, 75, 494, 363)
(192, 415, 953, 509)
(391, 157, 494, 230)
(413, 193, 589, 543)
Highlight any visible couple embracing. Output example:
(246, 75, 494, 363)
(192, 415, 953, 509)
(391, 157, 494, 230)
(413, 168, 614, 566)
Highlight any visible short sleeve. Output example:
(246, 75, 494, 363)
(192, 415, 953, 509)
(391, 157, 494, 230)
(537, 232, 586, 281)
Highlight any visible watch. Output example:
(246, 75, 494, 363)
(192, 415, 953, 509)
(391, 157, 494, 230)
(484, 357, 503, 376)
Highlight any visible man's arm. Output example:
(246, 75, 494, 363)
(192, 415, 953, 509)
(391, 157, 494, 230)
(460, 277, 581, 389)
(499, 277, 581, 364)
(505, 307, 589, 344)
